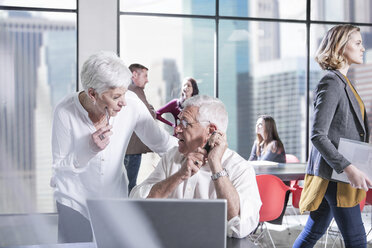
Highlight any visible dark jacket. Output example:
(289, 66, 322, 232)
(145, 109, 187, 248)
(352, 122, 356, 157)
(307, 70, 369, 179)
(126, 83, 156, 155)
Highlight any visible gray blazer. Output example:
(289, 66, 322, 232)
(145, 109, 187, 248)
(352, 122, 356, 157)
(307, 70, 369, 180)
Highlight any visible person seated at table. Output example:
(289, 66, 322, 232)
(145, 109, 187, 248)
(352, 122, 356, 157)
(249, 115, 286, 163)
(249, 115, 287, 225)
(156, 77, 199, 128)
(130, 95, 261, 238)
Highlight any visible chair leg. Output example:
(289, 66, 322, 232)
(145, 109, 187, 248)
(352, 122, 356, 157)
(324, 218, 345, 248)
(248, 222, 276, 247)
(265, 226, 276, 248)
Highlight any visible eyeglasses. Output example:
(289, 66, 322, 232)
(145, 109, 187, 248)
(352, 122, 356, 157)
(176, 114, 209, 129)
(176, 118, 198, 129)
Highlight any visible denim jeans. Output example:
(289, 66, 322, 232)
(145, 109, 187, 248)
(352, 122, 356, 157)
(293, 181, 366, 248)
(124, 154, 142, 194)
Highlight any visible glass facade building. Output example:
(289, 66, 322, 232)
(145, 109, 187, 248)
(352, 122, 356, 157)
(1, 0, 372, 215)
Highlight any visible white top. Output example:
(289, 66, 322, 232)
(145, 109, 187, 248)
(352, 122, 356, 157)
(130, 147, 262, 238)
(50, 91, 178, 218)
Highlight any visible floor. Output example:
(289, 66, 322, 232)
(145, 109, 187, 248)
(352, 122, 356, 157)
(255, 205, 372, 248)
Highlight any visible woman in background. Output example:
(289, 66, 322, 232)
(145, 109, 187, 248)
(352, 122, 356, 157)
(249, 115, 287, 224)
(293, 24, 371, 247)
(249, 115, 286, 163)
(156, 77, 199, 128)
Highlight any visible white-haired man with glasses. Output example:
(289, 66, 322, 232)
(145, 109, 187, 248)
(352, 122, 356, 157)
(130, 95, 261, 238)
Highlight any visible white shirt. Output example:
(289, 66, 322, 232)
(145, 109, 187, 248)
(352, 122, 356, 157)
(51, 91, 178, 218)
(130, 147, 262, 238)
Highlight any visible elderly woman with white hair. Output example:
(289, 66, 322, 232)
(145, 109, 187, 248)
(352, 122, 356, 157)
(51, 51, 177, 243)
(130, 95, 261, 238)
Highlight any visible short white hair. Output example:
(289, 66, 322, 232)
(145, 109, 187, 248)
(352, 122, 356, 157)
(80, 51, 132, 94)
(183, 95, 228, 133)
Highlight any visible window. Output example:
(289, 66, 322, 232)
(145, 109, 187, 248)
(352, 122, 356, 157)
(120, 0, 372, 162)
(0, 4, 77, 214)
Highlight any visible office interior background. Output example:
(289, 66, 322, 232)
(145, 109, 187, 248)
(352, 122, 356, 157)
(1, 0, 372, 218)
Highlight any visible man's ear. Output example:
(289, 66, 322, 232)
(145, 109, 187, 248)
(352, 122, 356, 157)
(132, 70, 138, 79)
(208, 123, 217, 135)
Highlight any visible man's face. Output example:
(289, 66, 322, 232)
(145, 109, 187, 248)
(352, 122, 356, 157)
(175, 106, 209, 155)
(132, 69, 148, 89)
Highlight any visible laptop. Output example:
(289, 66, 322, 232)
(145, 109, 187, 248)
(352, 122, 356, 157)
(87, 198, 227, 248)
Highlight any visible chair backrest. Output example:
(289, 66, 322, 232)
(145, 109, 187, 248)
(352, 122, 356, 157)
(256, 174, 290, 222)
(291, 183, 303, 209)
(285, 154, 300, 163)
(360, 196, 366, 211)
(366, 189, 372, 205)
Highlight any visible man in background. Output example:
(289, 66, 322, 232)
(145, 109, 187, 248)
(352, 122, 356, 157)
(125, 63, 156, 193)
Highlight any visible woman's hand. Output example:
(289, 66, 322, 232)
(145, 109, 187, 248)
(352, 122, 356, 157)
(344, 164, 372, 191)
(92, 125, 113, 151)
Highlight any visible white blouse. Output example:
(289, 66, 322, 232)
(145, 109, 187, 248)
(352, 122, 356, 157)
(51, 91, 178, 218)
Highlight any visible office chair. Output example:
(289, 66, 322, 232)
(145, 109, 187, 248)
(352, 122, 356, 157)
(251, 174, 292, 247)
(285, 154, 300, 163)
(285, 154, 303, 225)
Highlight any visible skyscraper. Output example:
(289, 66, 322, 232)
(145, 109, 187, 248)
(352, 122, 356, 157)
(0, 11, 76, 213)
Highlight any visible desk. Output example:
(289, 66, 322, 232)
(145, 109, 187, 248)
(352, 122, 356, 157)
(254, 163, 306, 181)
(5, 237, 258, 248)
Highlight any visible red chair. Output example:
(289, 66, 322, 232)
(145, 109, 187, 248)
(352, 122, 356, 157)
(286, 154, 303, 222)
(366, 189, 372, 205)
(285, 154, 301, 190)
(285, 154, 300, 163)
(252, 174, 292, 247)
(291, 181, 303, 209)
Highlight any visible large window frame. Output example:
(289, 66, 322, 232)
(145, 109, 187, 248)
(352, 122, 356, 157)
(0, 3, 78, 215)
(119, 0, 372, 160)
(0, 4, 79, 89)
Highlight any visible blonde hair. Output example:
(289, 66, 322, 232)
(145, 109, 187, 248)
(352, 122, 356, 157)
(315, 24, 360, 70)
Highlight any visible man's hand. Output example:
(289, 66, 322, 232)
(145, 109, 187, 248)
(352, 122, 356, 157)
(177, 147, 207, 181)
(344, 164, 372, 191)
(206, 131, 228, 173)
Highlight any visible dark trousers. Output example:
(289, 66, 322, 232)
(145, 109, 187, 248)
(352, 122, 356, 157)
(124, 154, 142, 194)
(293, 181, 366, 248)
(57, 202, 93, 243)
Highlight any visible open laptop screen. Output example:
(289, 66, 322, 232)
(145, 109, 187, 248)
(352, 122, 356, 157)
(87, 198, 227, 248)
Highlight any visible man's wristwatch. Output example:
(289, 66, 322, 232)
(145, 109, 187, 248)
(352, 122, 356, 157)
(211, 168, 229, 181)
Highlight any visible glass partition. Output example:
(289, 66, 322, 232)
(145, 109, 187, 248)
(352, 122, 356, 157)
(120, 15, 215, 134)
(220, 0, 306, 19)
(311, 0, 372, 23)
(0, 0, 76, 9)
(219, 20, 307, 160)
(120, 0, 215, 15)
(0, 10, 76, 214)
